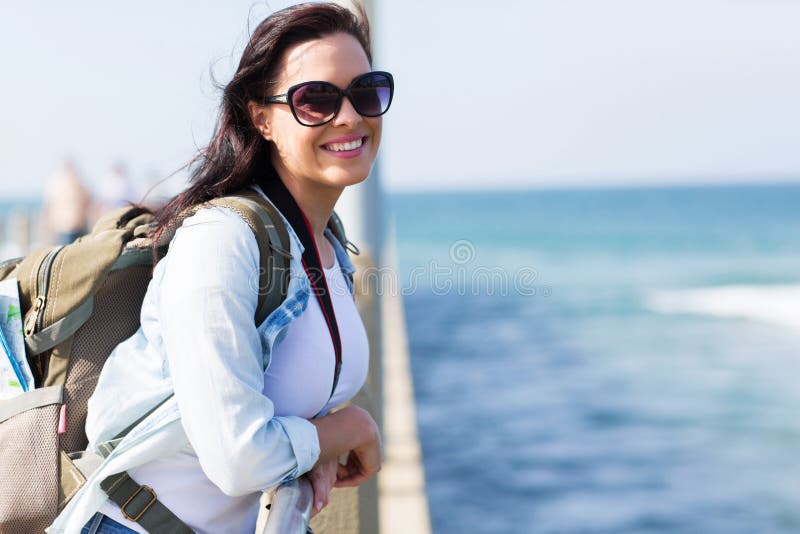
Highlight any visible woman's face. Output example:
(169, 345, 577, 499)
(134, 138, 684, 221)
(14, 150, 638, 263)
(251, 32, 382, 191)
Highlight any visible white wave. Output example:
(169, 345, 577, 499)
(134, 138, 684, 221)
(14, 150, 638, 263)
(646, 284, 800, 329)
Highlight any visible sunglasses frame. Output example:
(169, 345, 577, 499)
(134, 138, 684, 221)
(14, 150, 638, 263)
(265, 71, 394, 127)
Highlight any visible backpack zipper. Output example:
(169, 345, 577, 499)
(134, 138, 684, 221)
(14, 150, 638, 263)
(24, 245, 64, 384)
(24, 245, 64, 337)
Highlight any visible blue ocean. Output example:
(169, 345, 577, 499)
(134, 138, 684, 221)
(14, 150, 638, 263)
(3, 184, 800, 532)
(389, 184, 800, 534)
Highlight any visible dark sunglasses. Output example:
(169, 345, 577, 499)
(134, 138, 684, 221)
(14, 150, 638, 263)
(265, 71, 394, 127)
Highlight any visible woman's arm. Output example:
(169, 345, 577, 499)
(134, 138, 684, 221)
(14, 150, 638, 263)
(159, 207, 320, 496)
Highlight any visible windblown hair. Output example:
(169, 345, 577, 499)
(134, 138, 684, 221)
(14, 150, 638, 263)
(153, 2, 371, 243)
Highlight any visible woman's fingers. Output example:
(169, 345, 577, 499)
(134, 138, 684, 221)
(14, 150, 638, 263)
(334, 448, 382, 487)
(307, 458, 339, 516)
(336, 461, 351, 480)
(309, 476, 327, 517)
(308, 474, 327, 517)
(334, 456, 361, 487)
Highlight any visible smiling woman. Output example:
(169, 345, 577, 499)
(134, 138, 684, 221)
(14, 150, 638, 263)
(47, 3, 393, 534)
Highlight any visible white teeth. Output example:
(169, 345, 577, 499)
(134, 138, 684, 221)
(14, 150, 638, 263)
(326, 137, 363, 152)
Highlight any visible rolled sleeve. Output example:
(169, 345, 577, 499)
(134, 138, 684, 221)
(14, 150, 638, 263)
(159, 207, 320, 496)
(274, 416, 321, 479)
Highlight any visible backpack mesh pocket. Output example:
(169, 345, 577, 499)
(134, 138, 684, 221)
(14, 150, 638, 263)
(0, 392, 62, 533)
(60, 265, 151, 454)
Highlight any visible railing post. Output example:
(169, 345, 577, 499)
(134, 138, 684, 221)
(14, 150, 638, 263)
(260, 478, 314, 534)
(18, 210, 31, 255)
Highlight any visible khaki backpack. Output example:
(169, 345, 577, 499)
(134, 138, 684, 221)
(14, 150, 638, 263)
(0, 189, 353, 533)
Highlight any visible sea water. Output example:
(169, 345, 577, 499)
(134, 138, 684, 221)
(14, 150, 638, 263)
(389, 184, 800, 534)
(3, 186, 800, 532)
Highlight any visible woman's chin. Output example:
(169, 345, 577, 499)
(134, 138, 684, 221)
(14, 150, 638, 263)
(321, 165, 373, 188)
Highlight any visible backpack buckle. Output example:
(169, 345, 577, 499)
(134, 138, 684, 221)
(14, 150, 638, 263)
(121, 484, 158, 522)
(344, 241, 360, 256)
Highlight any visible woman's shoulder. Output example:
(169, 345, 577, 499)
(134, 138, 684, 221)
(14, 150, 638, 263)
(178, 203, 254, 230)
(165, 204, 261, 271)
(173, 204, 259, 241)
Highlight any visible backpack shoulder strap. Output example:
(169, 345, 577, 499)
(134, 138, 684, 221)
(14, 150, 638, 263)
(171, 190, 292, 326)
(100, 471, 193, 533)
(208, 191, 292, 326)
(327, 210, 360, 256)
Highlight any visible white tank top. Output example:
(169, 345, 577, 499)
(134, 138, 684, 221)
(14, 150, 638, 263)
(101, 248, 369, 534)
(263, 249, 368, 418)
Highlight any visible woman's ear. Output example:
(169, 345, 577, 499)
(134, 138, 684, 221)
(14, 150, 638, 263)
(247, 101, 272, 141)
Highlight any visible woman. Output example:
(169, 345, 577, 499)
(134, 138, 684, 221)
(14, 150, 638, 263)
(51, 3, 392, 533)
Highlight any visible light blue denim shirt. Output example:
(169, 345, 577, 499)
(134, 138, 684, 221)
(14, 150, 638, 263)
(48, 186, 357, 533)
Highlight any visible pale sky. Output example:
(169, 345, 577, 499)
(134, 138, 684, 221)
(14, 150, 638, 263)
(1, 0, 799, 198)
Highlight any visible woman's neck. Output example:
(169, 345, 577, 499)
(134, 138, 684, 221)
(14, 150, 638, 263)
(277, 172, 342, 244)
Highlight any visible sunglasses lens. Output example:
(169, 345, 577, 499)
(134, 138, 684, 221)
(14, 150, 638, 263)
(350, 73, 392, 117)
(291, 82, 339, 125)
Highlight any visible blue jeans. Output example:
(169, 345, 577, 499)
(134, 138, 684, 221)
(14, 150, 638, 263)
(80, 512, 139, 534)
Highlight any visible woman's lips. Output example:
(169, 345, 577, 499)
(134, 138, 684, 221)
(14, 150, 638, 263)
(321, 135, 368, 159)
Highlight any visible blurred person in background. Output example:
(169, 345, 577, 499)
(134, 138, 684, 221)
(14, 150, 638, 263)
(42, 159, 92, 245)
(94, 161, 140, 218)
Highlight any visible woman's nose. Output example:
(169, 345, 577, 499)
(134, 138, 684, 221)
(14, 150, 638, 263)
(332, 96, 362, 127)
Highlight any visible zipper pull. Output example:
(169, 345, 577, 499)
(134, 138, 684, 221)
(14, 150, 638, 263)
(25, 296, 45, 336)
(58, 404, 67, 434)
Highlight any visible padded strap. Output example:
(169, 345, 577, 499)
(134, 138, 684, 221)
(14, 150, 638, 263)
(111, 246, 154, 271)
(208, 193, 291, 326)
(170, 191, 291, 326)
(100, 471, 194, 533)
(225, 195, 292, 325)
(0, 385, 63, 423)
(327, 210, 360, 255)
(98, 393, 175, 458)
(207, 196, 273, 322)
(25, 297, 93, 355)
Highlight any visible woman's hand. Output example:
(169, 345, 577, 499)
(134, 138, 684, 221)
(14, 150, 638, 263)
(307, 457, 339, 517)
(335, 432, 383, 487)
(310, 405, 384, 487)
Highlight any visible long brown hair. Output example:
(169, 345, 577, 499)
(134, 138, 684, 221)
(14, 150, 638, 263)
(153, 2, 371, 242)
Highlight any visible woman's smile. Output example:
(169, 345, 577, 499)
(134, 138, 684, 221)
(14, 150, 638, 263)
(321, 134, 369, 158)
